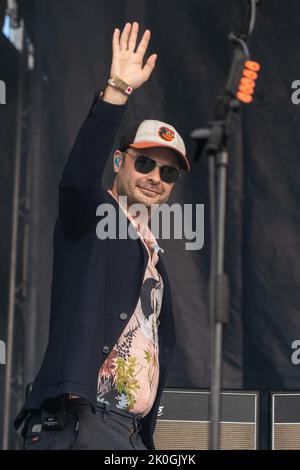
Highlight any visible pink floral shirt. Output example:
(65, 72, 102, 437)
(97, 190, 164, 417)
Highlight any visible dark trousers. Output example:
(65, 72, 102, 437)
(22, 398, 148, 450)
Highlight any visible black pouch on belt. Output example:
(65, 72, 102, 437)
(41, 396, 66, 431)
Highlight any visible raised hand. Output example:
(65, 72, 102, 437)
(110, 22, 157, 89)
(102, 22, 157, 105)
(110, 22, 157, 90)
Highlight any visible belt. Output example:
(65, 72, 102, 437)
(65, 397, 143, 423)
(96, 401, 143, 422)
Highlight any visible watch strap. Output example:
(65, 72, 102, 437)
(107, 76, 134, 96)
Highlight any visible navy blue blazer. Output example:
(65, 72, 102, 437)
(15, 93, 176, 449)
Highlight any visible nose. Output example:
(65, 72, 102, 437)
(146, 164, 161, 183)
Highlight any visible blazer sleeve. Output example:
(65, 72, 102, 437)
(58, 92, 127, 239)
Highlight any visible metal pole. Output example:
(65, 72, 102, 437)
(210, 149, 229, 449)
(23, 0, 45, 390)
(2, 19, 25, 450)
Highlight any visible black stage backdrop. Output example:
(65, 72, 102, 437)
(7, 0, 300, 401)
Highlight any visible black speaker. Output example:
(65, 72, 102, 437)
(154, 389, 260, 450)
(271, 392, 300, 450)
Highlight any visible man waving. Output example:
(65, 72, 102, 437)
(15, 22, 189, 450)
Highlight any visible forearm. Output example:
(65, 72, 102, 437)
(101, 85, 128, 105)
(58, 94, 127, 238)
(59, 94, 126, 191)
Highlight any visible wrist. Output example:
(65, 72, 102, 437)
(101, 85, 128, 105)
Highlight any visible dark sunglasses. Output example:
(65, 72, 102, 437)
(124, 151, 181, 184)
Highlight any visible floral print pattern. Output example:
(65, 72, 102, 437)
(97, 190, 164, 416)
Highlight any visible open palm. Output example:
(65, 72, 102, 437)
(110, 22, 157, 90)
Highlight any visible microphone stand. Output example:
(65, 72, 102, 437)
(191, 0, 260, 450)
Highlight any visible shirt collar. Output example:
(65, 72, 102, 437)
(107, 189, 164, 255)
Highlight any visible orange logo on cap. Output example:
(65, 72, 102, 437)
(158, 126, 175, 142)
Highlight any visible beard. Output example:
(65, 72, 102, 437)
(116, 178, 162, 209)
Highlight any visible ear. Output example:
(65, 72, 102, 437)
(113, 150, 123, 173)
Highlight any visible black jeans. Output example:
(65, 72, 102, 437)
(22, 398, 148, 450)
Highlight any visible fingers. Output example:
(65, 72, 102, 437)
(118, 22, 151, 57)
(120, 23, 131, 51)
(112, 28, 120, 54)
(128, 22, 139, 51)
(142, 53, 158, 80)
(136, 29, 151, 59)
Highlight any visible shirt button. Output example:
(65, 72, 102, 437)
(119, 312, 128, 321)
(102, 345, 110, 354)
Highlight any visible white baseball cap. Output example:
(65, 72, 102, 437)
(119, 119, 190, 172)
